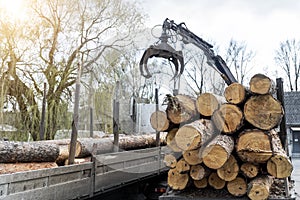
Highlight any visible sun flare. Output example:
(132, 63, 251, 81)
(0, 0, 26, 20)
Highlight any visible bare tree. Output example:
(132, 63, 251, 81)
(0, 0, 145, 140)
(225, 39, 255, 85)
(274, 39, 300, 91)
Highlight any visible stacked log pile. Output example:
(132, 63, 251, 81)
(154, 74, 293, 200)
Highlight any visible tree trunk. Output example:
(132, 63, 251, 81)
(168, 168, 189, 190)
(193, 177, 208, 189)
(74, 133, 167, 157)
(166, 128, 182, 152)
(0, 162, 57, 174)
(166, 94, 198, 124)
(212, 104, 244, 134)
(224, 82, 247, 104)
(236, 129, 272, 163)
(267, 130, 293, 178)
(150, 110, 170, 131)
(202, 135, 234, 169)
(227, 176, 247, 197)
(244, 94, 283, 130)
(241, 162, 259, 178)
(183, 148, 202, 165)
(208, 172, 225, 190)
(217, 155, 239, 181)
(247, 175, 274, 200)
(0, 141, 59, 163)
(175, 119, 214, 151)
(249, 74, 276, 95)
(196, 93, 225, 117)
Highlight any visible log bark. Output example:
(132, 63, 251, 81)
(194, 177, 208, 189)
(267, 130, 293, 178)
(236, 129, 272, 163)
(244, 94, 283, 130)
(249, 74, 276, 95)
(190, 164, 210, 180)
(166, 94, 197, 124)
(0, 162, 58, 174)
(212, 103, 244, 134)
(196, 93, 225, 117)
(217, 155, 239, 181)
(202, 135, 234, 169)
(150, 110, 170, 131)
(247, 175, 274, 200)
(166, 128, 181, 152)
(227, 176, 247, 197)
(183, 148, 202, 165)
(0, 141, 59, 163)
(224, 82, 247, 105)
(74, 133, 167, 157)
(208, 172, 225, 190)
(176, 158, 190, 174)
(163, 154, 178, 169)
(168, 168, 189, 190)
(241, 162, 259, 178)
(175, 119, 214, 151)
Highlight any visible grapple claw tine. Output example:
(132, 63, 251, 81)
(169, 57, 179, 80)
(139, 48, 153, 78)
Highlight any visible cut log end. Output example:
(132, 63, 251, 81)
(196, 93, 220, 117)
(217, 155, 239, 181)
(244, 94, 283, 130)
(168, 168, 189, 190)
(240, 162, 259, 178)
(227, 177, 247, 197)
(247, 175, 274, 200)
(224, 82, 246, 104)
(176, 158, 190, 174)
(208, 172, 225, 190)
(183, 148, 202, 166)
(249, 73, 275, 95)
(166, 128, 182, 152)
(150, 111, 169, 131)
(194, 178, 208, 189)
(164, 154, 177, 169)
(267, 154, 293, 178)
(189, 165, 206, 180)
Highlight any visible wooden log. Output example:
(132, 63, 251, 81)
(176, 158, 190, 174)
(190, 164, 210, 180)
(64, 157, 91, 165)
(244, 94, 283, 130)
(208, 172, 225, 190)
(267, 130, 293, 178)
(217, 155, 239, 181)
(227, 176, 247, 197)
(196, 93, 225, 117)
(249, 74, 275, 95)
(166, 128, 182, 152)
(0, 162, 58, 174)
(56, 144, 70, 165)
(166, 94, 198, 124)
(150, 110, 170, 131)
(236, 129, 272, 163)
(175, 119, 214, 151)
(168, 168, 189, 190)
(194, 177, 208, 189)
(212, 103, 244, 134)
(164, 154, 177, 169)
(183, 148, 202, 165)
(247, 175, 274, 200)
(202, 135, 234, 169)
(0, 141, 59, 163)
(241, 162, 259, 178)
(224, 82, 247, 105)
(74, 133, 167, 157)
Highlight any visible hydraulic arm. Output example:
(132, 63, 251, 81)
(140, 18, 237, 85)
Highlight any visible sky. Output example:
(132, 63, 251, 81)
(140, 0, 300, 78)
